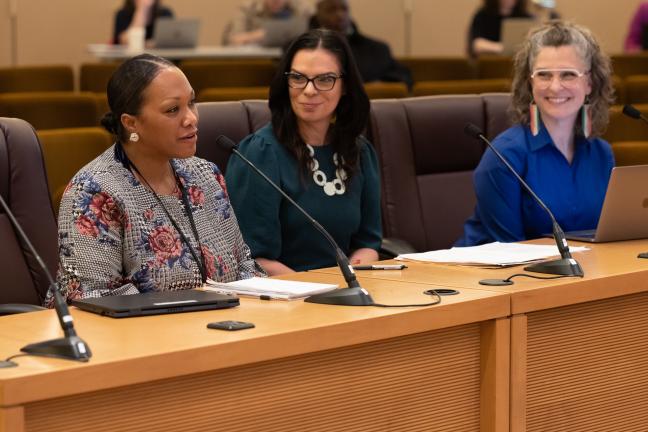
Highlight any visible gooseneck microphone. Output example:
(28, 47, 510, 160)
(463, 123, 584, 283)
(216, 135, 374, 306)
(0, 194, 91, 364)
(622, 104, 648, 124)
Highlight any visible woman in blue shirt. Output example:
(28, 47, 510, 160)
(458, 21, 615, 246)
(226, 29, 382, 275)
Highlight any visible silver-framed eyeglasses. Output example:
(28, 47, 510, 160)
(530, 68, 589, 88)
(285, 72, 343, 91)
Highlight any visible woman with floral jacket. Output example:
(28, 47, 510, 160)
(53, 54, 262, 303)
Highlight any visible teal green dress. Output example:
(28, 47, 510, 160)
(225, 123, 382, 272)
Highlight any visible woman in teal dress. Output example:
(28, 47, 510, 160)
(226, 29, 382, 275)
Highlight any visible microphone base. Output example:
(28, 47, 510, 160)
(524, 258, 584, 277)
(304, 287, 374, 306)
(21, 336, 92, 362)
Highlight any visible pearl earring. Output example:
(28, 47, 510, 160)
(129, 132, 139, 142)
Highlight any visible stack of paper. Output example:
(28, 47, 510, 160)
(396, 242, 589, 266)
(204, 277, 338, 300)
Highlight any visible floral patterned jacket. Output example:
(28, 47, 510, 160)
(52, 145, 262, 304)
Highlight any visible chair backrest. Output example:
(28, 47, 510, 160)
(605, 104, 648, 143)
(79, 62, 121, 93)
(364, 82, 409, 99)
(0, 66, 74, 93)
(368, 94, 513, 251)
(198, 86, 270, 102)
(413, 79, 511, 97)
(181, 60, 278, 95)
(0, 118, 58, 305)
(196, 100, 271, 173)
(398, 57, 476, 81)
(37, 127, 114, 215)
(0, 92, 99, 130)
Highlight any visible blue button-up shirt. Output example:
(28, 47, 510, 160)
(456, 124, 615, 246)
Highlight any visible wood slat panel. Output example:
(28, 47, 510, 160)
(526, 292, 648, 432)
(25, 324, 482, 432)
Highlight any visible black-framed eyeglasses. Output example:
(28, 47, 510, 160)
(285, 72, 343, 91)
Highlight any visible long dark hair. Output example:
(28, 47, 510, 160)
(483, 0, 528, 15)
(100, 53, 175, 143)
(268, 28, 370, 182)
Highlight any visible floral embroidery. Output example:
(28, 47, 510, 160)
(188, 185, 205, 206)
(215, 171, 229, 199)
(143, 208, 155, 221)
(75, 215, 99, 237)
(90, 192, 123, 228)
(201, 245, 216, 279)
(148, 225, 183, 267)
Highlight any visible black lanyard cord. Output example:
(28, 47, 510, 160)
(129, 161, 207, 284)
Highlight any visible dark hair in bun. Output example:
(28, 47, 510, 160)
(103, 53, 175, 142)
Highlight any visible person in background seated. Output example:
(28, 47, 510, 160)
(226, 29, 382, 276)
(457, 21, 615, 246)
(310, 0, 413, 89)
(624, 2, 648, 53)
(468, 0, 531, 57)
(54, 54, 262, 303)
(222, 0, 311, 47)
(112, 0, 173, 46)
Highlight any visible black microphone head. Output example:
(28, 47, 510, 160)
(464, 123, 484, 139)
(215, 135, 237, 152)
(623, 104, 642, 120)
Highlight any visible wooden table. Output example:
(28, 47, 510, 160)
(0, 273, 509, 432)
(314, 239, 648, 432)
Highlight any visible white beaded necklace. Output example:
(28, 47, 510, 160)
(306, 144, 347, 196)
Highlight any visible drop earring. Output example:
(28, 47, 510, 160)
(581, 101, 592, 138)
(129, 132, 140, 142)
(529, 102, 540, 136)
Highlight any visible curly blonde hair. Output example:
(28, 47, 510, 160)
(510, 20, 615, 137)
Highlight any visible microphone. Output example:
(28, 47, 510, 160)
(463, 123, 584, 284)
(622, 104, 648, 123)
(216, 135, 374, 306)
(0, 193, 91, 364)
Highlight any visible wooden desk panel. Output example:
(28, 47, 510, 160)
(0, 276, 510, 432)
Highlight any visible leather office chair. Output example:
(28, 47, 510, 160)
(413, 79, 511, 97)
(196, 100, 271, 174)
(0, 118, 58, 314)
(0, 92, 99, 130)
(369, 95, 513, 252)
(37, 127, 113, 216)
(198, 87, 270, 102)
(181, 60, 277, 95)
(0, 65, 74, 93)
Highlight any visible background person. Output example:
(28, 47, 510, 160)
(624, 2, 648, 53)
(468, 0, 531, 57)
(54, 54, 261, 302)
(310, 0, 413, 88)
(222, 0, 311, 46)
(225, 29, 382, 276)
(457, 21, 615, 246)
(112, 0, 173, 46)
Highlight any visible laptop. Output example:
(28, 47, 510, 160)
(261, 17, 307, 47)
(501, 18, 539, 55)
(564, 165, 648, 243)
(72, 289, 239, 318)
(153, 18, 200, 49)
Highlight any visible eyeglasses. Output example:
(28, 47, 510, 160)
(530, 68, 588, 88)
(285, 72, 343, 91)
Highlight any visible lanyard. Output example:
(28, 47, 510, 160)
(129, 161, 207, 284)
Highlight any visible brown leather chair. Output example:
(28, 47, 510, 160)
(198, 86, 270, 102)
(364, 82, 409, 99)
(624, 75, 648, 104)
(611, 141, 648, 166)
(196, 100, 271, 173)
(181, 60, 277, 95)
(37, 127, 114, 215)
(0, 118, 58, 312)
(0, 65, 74, 93)
(476, 56, 514, 79)
(0, 92, 99, 130)
(413, 79, 511, 97)
(611, 54, 648, 78)
(605, 104, 648, 143)
(399, 57, 476, 81)
(79, 62, 121, 93)
(368, 94, 512, 251)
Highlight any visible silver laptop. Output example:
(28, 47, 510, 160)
(261, 17, 307, 47)
(153, 18, 200, 49)
(501, 18, 539, 55)
(565, 165, 648, 243)
(72, 289, 239, 318)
